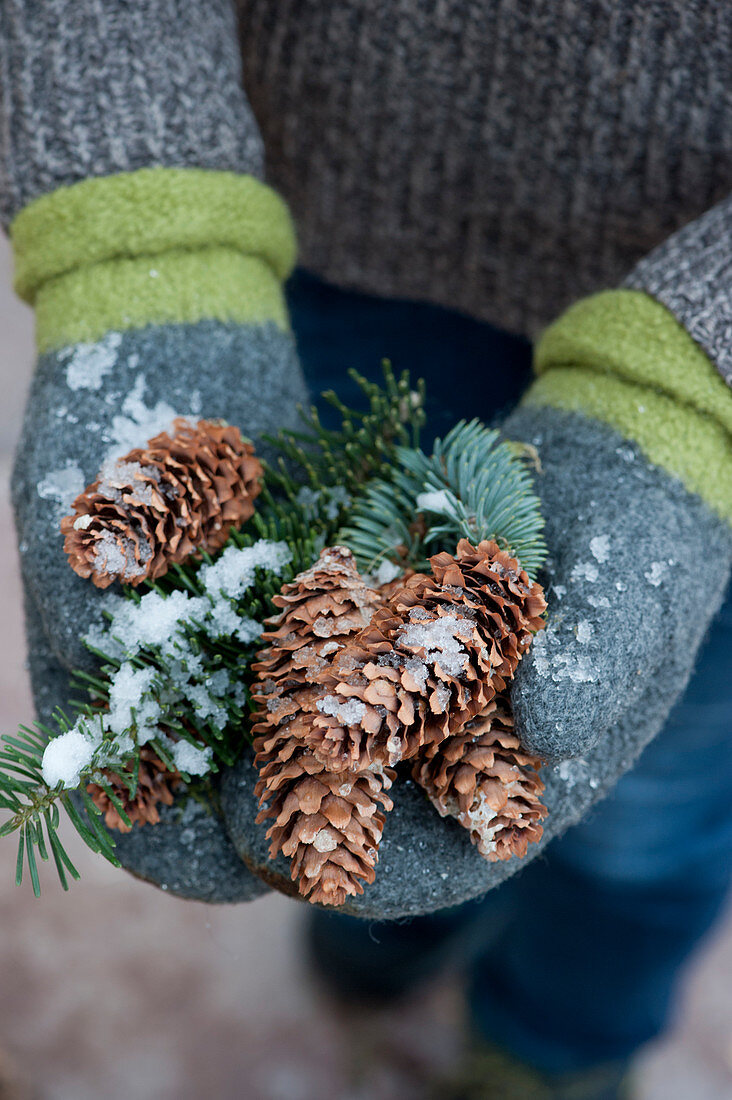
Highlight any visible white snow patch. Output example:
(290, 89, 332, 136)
(63, 331, 122, 391)
(576, 620, 594, 644)
(317, 695, 367, 725)
(42, 726, 99, 788)
(200, 540, 291, 599)
(397, 614, 474, 678)
(587, 594, 611, 609)
(644, 561, 667, 587)
(37, 462, 85, 513)
(92, 531, 152, 581)
(552, 585, 566, 601)
(105, 590, 208, 655)
(589, 535, 611, 563)
(570, 561, 599, 584)
(374, 559, 402, 585)
(104, 375, 184, 464)
(170, 740, 213, 777)
(530, 628, 599, 684)
(416, 489, 459, 517)
(107, 663, 159, 737)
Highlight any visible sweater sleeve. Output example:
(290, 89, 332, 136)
(0, 0, 262, 228)
(623, 194, 732, 389)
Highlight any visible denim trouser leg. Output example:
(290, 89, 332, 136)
(288, 269, 732, 1071)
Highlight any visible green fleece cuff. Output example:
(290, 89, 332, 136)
(524, 289, 732, 523)
(10, 168, 296, 352)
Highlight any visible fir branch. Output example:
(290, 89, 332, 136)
(339, 420, 547, 578)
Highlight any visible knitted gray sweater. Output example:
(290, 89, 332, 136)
(0, 0, 730, 384)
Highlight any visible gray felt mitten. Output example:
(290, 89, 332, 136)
(1, 0, 312, 900)
(505, 290, 732, 772)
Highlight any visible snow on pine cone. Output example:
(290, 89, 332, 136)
(254, 730, 394, 906)
(61, 419, 262, 588)
(303, 539, 547, 772)
(411, 694, 547, 861)
(87, 746, 181, 832)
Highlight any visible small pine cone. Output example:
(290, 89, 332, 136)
(304, 539, 546, 771)
(61, 418, 262, 588)
(254, 729, 394, 906)
(412, 696, 547, 862)
(251, 546, 382, 742)
(87, 746, 181, 832)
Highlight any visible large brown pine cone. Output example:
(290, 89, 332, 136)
(411, 696, 547, 862)
(303, 539, 546, 772)
(254, 729, 395, 906)
(87, 746, 181, 832)
(62, 419, 262, 588)
(251, 545, 383, 742)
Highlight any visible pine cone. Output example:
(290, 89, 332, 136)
(304, 539, 546, 771)
(87, 746, 181, 832)
(62, 418, 262, 588)
(412, 696, 547, 861)
(254, 729, 394, 906)
(251, 546, 382, 743)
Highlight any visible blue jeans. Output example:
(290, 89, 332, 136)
(287, 270, 732, 1074)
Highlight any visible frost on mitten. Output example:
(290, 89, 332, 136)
(87, 746, 181, 832)
(254, 729, 394, 906)
(62, 419, 262, 588)
(304, 539, 547, 772)
(412, 695, 547, 861)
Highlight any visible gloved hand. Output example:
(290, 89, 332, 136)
(10, 168, 308, 900)
(506, 291, 732, 768)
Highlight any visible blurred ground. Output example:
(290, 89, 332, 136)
(0, 234, 731, 1099)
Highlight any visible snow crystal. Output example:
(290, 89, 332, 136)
(644, 561, 667, 587)
(432, 682, 452, 709)
(576, 621, 594, 644)
(587, 594, 611, 609)
(373, 559, 402, 585)
(570, 561, 599, 584)
(37, 462, 85, 514)
(530, 629, 599, 684)
(104, 375, 183, 465)
(589, 535, 611, 563)
(401, 656, 428, 691)
(200, 540, 292, 599)
(312, 828, 338, 853)
(317, 695, 367, 725)
(105, 590, 208, 654)
(97, 459, 158, 504)
(553, 585, 566, 601)
(42, 726, 99, 788)
(63, 331, 122, 391)
(234, 618, 264, 645)
(416, 489, 459, 517)
(107, 663, 159, 736)
(73, 514, 93, 531)
(93, 531, 152, 580)
(398, 614, 473, 678)
(170, 740, 213, 777)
